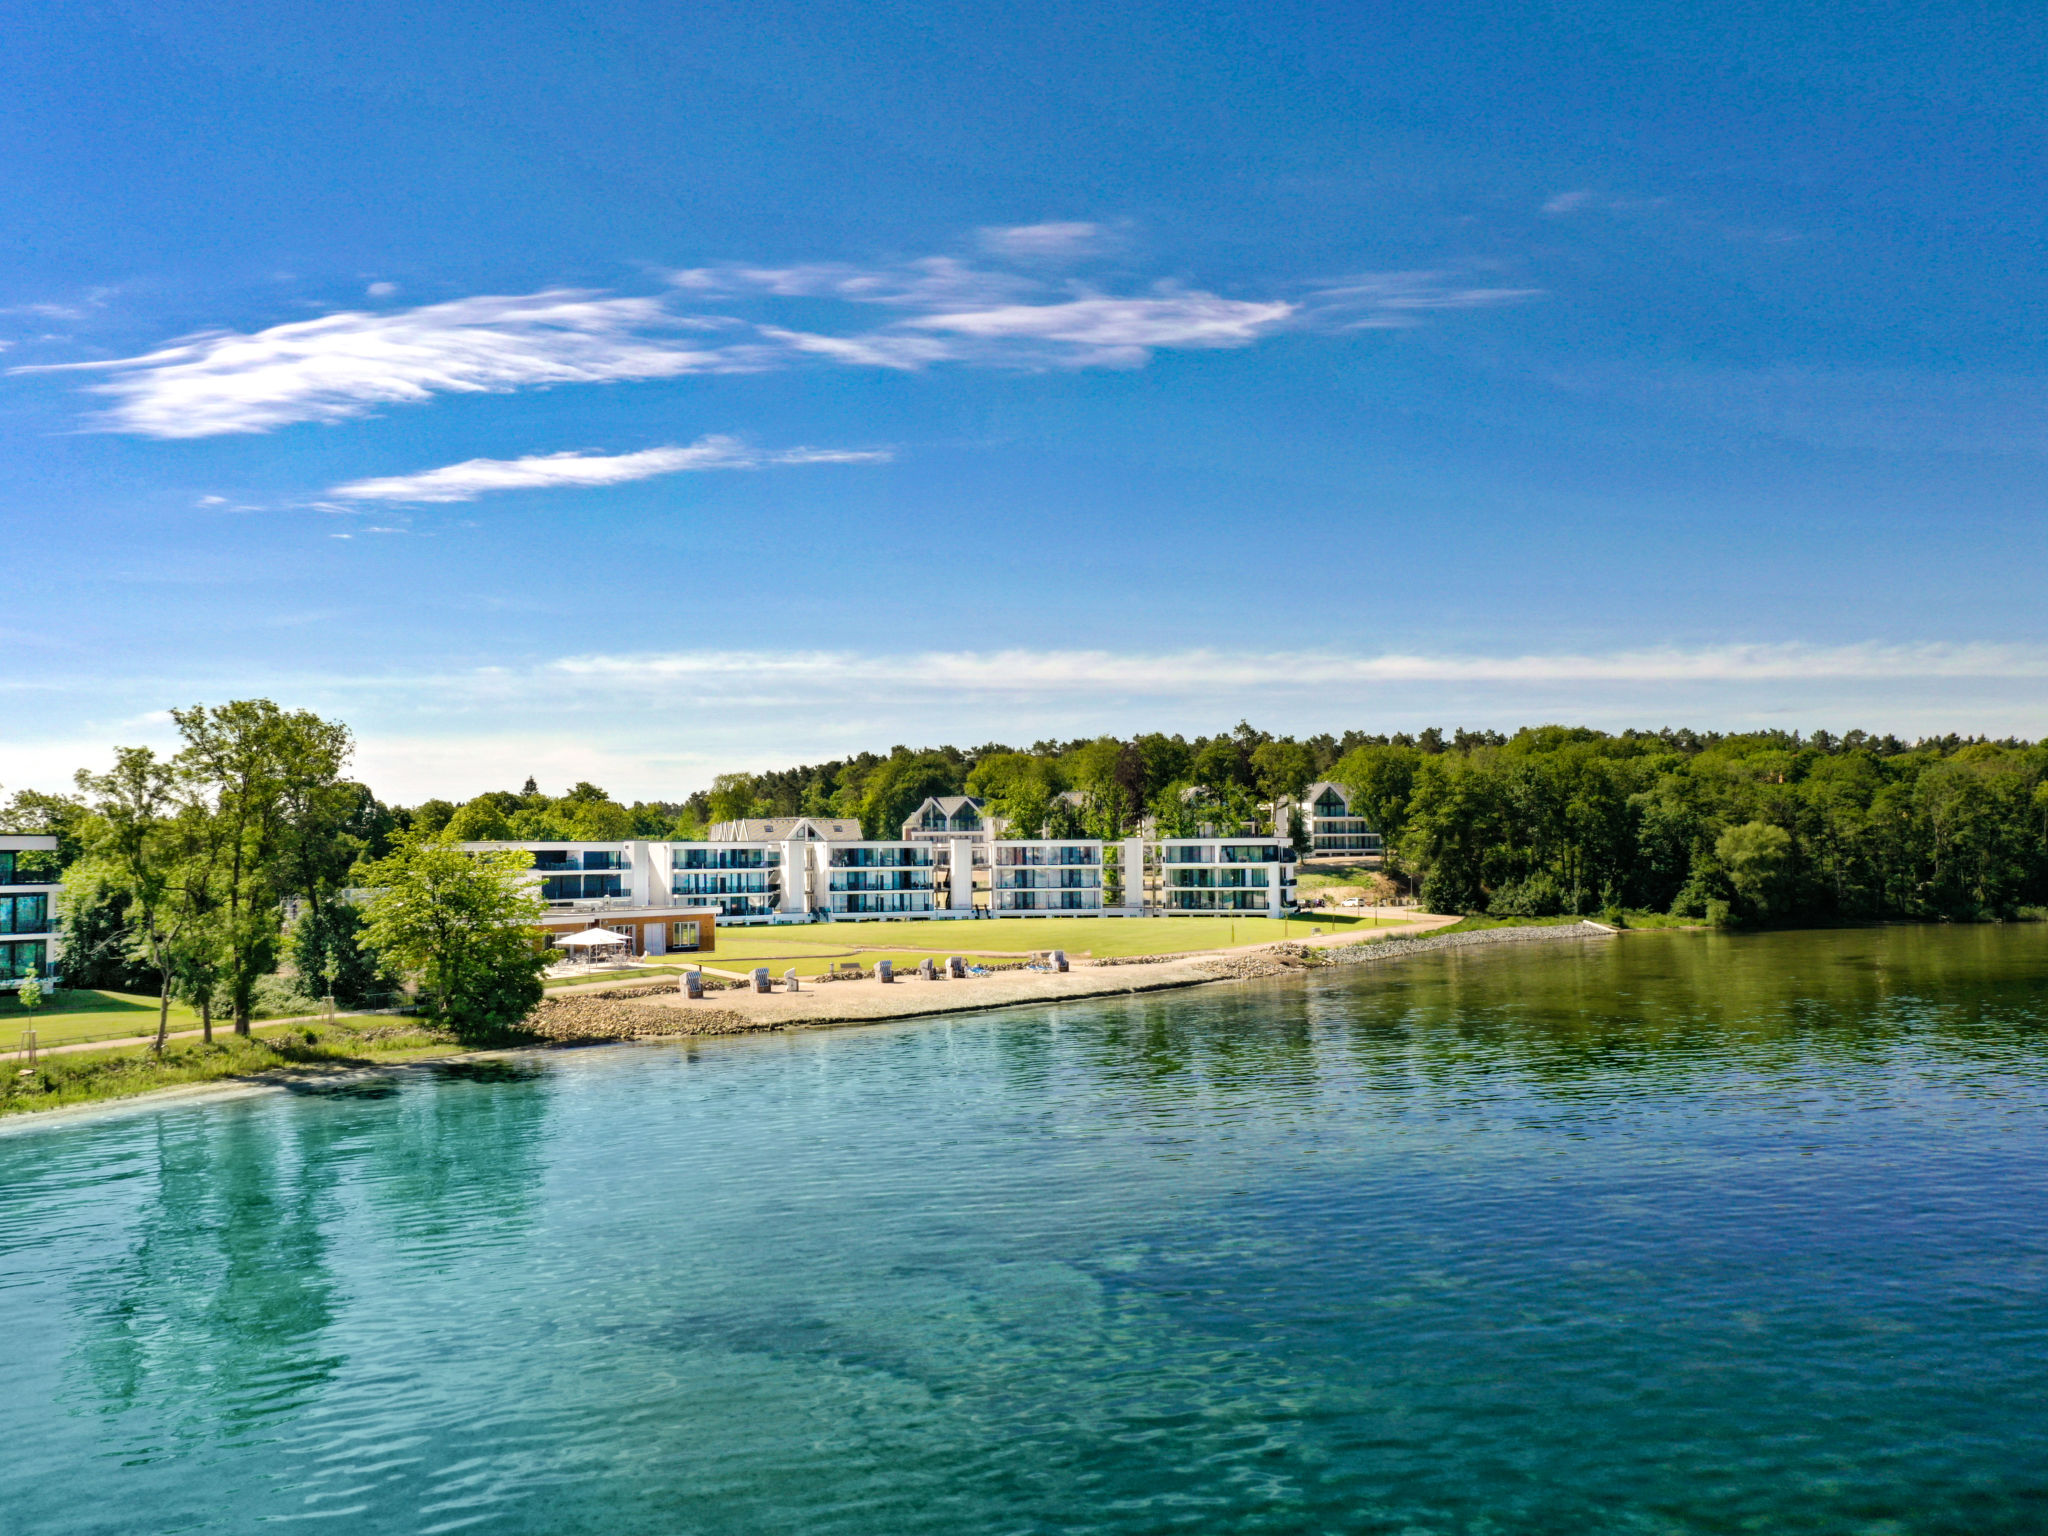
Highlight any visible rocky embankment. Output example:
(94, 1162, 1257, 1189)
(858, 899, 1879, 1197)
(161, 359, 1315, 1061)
(526, 985, 762, 1042)
(1326, 920, 1615, 968)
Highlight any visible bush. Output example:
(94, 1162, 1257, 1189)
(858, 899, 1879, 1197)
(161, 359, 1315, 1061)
(250, 972, 322, 1018)
(1487, 873, 1567, 917)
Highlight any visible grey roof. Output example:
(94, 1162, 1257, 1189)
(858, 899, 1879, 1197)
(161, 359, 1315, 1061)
(902, 795, 987, 834)
(707, 816, 862, 842)
(1303, 781, 1353, 812)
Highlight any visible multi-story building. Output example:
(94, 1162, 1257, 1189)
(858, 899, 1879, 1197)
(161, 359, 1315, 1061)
(1150, 837, 1297, 915)
(988, 840, 1103, 913)
(0, 835, 62, 989)
(1300, 782, 1383, 858)
(461, 822, 1300, 943)
(820, 841, 936, 917)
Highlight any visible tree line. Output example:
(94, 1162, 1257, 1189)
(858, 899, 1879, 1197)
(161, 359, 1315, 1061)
(6, 711, 2043, 1050)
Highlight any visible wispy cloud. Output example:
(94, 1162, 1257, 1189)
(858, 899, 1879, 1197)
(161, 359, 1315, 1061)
(330, 433, 892, 503)
(1305, 271, 1542, 328)
(904, 295, 1295, 365)
(667, 256, 1039, 308)
(22, 241, 1539, 435)
(975, 221, 1113, 259)
(21, 291, 769, 438)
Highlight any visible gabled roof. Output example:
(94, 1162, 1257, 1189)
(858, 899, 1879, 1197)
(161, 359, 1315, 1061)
(903, 795, 986, 834)
(1303, 780, 1352, 811)
(708, 816, 863, 842)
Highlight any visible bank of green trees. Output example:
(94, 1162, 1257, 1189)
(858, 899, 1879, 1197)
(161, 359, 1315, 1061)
(6, 700, 552, 1049)
(1327, 727, 2048, 923)
(628, 723, 2048, 924)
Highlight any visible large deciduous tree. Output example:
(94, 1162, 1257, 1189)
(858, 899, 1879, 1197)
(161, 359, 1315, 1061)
(173, 701, 354, 1035)
(357, 831, 548, 1040)
(72, 748, 192, 1052)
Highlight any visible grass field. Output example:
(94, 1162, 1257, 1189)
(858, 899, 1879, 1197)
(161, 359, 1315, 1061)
(698, 913, 1389, 962)
(541, 913, 1404, 986)
(1, 1020, 462, 1117)
(0, 989, 210, 1049)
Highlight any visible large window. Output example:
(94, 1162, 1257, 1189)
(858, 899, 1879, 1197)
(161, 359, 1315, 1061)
(540, 874, 622, 901)
(679, 848, 771, 870)
(0, 940, 46, 980)
(0, 894, 48, 934)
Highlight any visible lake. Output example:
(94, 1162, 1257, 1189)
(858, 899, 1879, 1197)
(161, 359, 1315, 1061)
(2, 925, 2045, 1535)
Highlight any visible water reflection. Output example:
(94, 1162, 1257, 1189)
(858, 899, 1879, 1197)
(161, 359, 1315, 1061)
(67, 1105, 350, 1442)
(61, 1060, 554, 1446)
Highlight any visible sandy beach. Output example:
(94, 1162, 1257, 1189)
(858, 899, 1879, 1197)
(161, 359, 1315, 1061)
(525, 913, 1514, 1041)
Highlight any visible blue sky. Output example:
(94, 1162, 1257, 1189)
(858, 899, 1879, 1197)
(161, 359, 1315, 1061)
(4, 0, 2044, 799)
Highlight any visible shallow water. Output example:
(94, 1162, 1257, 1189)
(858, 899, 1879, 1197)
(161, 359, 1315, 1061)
(2, 925, 2046, 1535)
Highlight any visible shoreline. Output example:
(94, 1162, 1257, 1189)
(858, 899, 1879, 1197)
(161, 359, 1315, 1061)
(1, 918, 1620, 1128)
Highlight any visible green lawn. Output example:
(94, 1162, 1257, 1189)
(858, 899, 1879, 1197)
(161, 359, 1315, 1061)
(0, 989, 209, 1048)
(2, 1020, 463, 1118)
(1295, 862, 1383, 890)
(689, 913, 1391, 963)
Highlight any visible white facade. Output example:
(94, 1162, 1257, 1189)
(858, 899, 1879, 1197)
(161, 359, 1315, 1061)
(465, 827, 1299, 926)
(0, 835, 61, 989)
(988, 840, 1103, 913)
(1301, 782, 1383, 857)
(1150, 837, 1296, 916)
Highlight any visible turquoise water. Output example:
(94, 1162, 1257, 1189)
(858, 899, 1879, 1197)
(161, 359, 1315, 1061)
(3, 926, 2047, 1535)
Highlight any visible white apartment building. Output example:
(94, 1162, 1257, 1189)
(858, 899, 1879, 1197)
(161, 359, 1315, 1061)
(464, 821, 1298, 943)
(1300, 782, 1383, 858)
(1150, 837, 1298, 914)
(988, 839, 1104, 913)
(0, 835, 62, 989)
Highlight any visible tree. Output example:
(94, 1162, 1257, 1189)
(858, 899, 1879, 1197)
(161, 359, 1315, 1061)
(173, 701, 352, 1035)
(861, 752, 966, 839)
(445, 800, 515, 841)
(1251, 740, 1315, 837)
(73, 747, 195, 1052)
(1716, 821, 1794, 922)
(357, 831, 548, 1039)
(290, 900, 388, 1008)
(706, 773, 764, 826)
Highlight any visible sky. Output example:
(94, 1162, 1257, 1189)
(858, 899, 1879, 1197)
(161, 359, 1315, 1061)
(3, 0, 2044, 801)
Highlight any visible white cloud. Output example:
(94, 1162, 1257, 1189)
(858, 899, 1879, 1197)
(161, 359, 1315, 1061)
(905, 295, 1296, 365)
(329, 434, 892, 502)
(975, 222, 1111, 259)
(754, 328, 961, 369)
(1543, 190, 1595, 215)
(1305, 271, 1542, 328)
(546, 641, 2048, 697)
(21, 247, 1537, 435)
(366, 281, 399, 297)
(23, 290, 769, 438)
(668, 256, 1041, 309)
